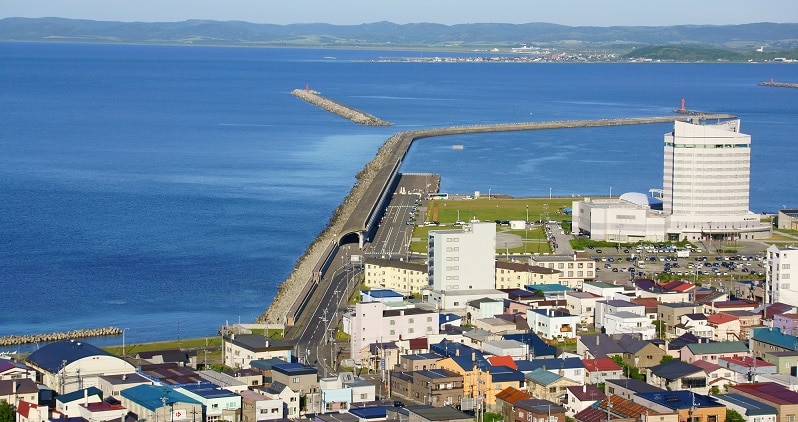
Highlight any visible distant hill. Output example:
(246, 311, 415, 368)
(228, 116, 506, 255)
(1, 17, 797, 59)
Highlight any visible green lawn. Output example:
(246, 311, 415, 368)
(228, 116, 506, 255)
(408, 198, 571, 254)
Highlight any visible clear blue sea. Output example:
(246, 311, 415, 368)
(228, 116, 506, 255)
(1, 43, 797, 348)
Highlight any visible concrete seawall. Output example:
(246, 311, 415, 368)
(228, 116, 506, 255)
(0, 326, 122, 346)
(291, 89, 393, 126)
(258, 113, 736, 325)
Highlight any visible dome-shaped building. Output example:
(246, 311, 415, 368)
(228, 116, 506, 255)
(26, 339, 136, 394)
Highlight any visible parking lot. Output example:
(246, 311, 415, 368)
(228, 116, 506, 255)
(591, 243, 767, 283)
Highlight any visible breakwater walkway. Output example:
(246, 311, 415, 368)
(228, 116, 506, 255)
(0, 326, 122, 346)
(760, 81, 798, 89)
(258, 109, 735, 328)
(291, 89, 393, 126)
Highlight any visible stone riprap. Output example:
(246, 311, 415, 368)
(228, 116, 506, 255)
(291, 89, 393, 126)
(0, 326, 122, 346)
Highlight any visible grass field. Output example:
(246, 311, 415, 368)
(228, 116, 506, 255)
(408, 197, 575, 254)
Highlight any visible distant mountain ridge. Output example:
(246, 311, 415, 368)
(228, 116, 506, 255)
(1, 17, 797, 54)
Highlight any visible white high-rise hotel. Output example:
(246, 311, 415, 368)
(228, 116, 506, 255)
(573, 119, 770, 242)
(662, 119, 766, 241)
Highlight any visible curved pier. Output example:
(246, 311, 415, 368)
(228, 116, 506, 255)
(291, 89, 393, 126)
(258, 112, 735, 327)
(0, 326, 122, 346)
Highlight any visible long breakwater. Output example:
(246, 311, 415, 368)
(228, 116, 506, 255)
(259, 90, 735, 326)
(291, 89, 393, 126)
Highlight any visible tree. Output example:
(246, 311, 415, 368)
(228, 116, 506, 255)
(0, 402, 14, 422)
(484, 412, 503, 422)
(726, 409, 745, 422)
(660, 355, 674, 364)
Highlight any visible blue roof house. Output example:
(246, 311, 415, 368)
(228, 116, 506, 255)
(120, 385, 202, 422)
(175, 383, 242, 422)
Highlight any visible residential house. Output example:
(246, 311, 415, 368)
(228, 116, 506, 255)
(708, 313, 742, 341)
(582, 358, 623, 385)
(466, 298, 504, 324)
(495, 387, 531, 422)
(55, 387, 103, 418)
(750, 327, 798, 359)
(762, 351, 798, 376)
(587, 394, 672, 422)
(270, 362, 319, 408)
(603, 311, 657, 340)
(690, 360, 735, 393)
(566, 291, 603, 325)
(482, 340, 529, 360)
(198, 370, 249, 394)
(387, 405, 473, 422)
(120, 385, 202, 422)
(0, 360, 33, 381)
(631, 297, 659, 321)
(717, 356, 777, 383)
(713, 393, 777, 422)
(361, 289, 405, 303)
(773, 313, 798, 337)
(390, 368, 464, 407)
(134, 348, 196, 368)
(583, 281, 625, 300)
(76, 401, 128, 422)
(0, 379, 38, 410)
(399, 353, 443, 372)
(525, 368, 579, 402)
(674, 313, 713, 339)
(496, 261, 561, 289)
(724, 310, 763, 339)
(616, 334, 665, 369)
(503, 332, 558, 359)
(347, 301, 438, 364)
(240, 390, 284, 422)
(96, 373, 153, 400)
(363, 258, 428, 293)
(527, 308, 580, 340)
(261, 382, 300, 419)
(705, 299, 759, 315)
(564, 385, 606, 417)
(320, 374, 356, 414)
(519, 357, 586, 385)
(731, 383, 798, 422)
(529, 253, 596, 289)
(369, 342, 401, 374)
(223, 334, 293, 369)
(577, 334, 625, 360)
(603, 378, 665, 402)
(646, 360, 708, 394)
(634, 391, 725, 422)
(680, 340, 749, 364)
(514, 399, 566, 422)
(473, 316, 518, 334)
(658, 302, 703, 338)
(175, 383, 242, 422)
(16, 401, 50, 422)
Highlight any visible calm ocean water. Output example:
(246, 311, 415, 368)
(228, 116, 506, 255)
(1, 43, 797, 348)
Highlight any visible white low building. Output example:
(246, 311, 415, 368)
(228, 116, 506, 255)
(526, 308, 580, 340)
(602, 311, 657, 340)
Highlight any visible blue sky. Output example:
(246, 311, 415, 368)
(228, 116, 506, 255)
(4, 0, 798, 26)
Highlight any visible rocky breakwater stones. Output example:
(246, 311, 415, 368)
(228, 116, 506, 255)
(0, 326, 122, 346)
(291, 89, 393, 126)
